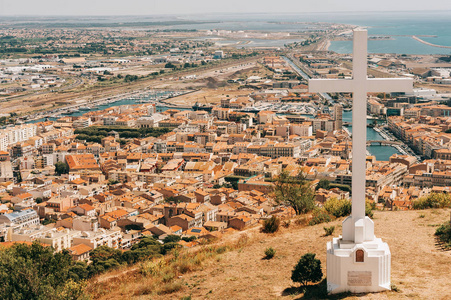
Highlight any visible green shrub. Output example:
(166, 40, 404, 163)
(262, 216, 280, 233)
(264, 247, 276, 259)
(309, 208, 331, 225)
(324, 198, 351, 218)
(435, 223, 451, 248)
(291, 253, 323, 287)
(323, 226, 335, 236)
(163, 235, 181, 244)
(316, 179, 330, 190)
(329, 183, 351, 192)
(413, 193, 451, 210)
(365, 200, 374, 218)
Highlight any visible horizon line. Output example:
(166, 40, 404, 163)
(1, 9, 451, 17)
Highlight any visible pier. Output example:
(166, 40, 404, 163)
(412, 36, 451, 49)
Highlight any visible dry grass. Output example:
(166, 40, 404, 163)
(86, 234, 251, 299)
(86, 210, 451, 299)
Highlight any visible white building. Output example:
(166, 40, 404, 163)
(10, 225, 81, 252)
(0, 209, 40, 230)
(0, 124, 37, 150)
(72, 228, 122, 249)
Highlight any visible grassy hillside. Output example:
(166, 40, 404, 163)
(87, 209, 451, 300)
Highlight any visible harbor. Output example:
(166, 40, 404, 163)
(24, 90, 190, 124)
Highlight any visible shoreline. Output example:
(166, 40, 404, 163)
(324, 40, 331, 51)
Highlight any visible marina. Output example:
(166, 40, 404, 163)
(24, 90, 190, 124)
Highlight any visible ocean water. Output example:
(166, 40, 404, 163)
(324, 11, 451, 54)
(174, 11, 451, 54)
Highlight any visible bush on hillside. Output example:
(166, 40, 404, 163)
(264, 247, 276, 259)
(366, 200, 375, 219)
(323, 226, 335, 236)
(291, 253, 323, 287)
(262, 216, 280, 233)
(435, 223, 451, 248)
(413, 193, 451, 210)
(323, 198, 352, 218)
(309, 208, 331, 226)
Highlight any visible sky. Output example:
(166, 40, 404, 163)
(0, 0, 451, 16)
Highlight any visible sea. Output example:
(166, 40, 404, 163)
(169, 11, 451, 54)
(2, 12, 450, 53)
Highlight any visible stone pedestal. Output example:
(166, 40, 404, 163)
(326, 217, 391, 294)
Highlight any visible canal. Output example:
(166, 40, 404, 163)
(343, 111, 401, 161)
(27, 92, 191, 124)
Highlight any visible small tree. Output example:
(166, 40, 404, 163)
(261, 216, 280, 233)
(272, 171, 315, 215)
(54, 161, 69, 175)
(316, 179, 330, 190)
(291, 253, 323, 287)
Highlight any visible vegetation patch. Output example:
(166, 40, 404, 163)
(87, 237, 249, 298)
(323, 225, 335, 236)
(261, 216, 280, 233)
(264, 247, 276, 259)
(435, 222, 451, 249)
(291, 253, 323, 287)
(272, 171, 315, 215)
(74, 126, 171, 143)
(413, 193, 451, 210)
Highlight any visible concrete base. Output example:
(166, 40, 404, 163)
(327, 236, 391, 294)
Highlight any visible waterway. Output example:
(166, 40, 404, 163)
(27, 92, 191, 124)
(343, 111, 401, 161)
(27, 92, 399, 161)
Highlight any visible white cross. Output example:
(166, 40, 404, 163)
(309, 28, 413, 243)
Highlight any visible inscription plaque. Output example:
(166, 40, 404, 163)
(347, 271, 372, 286)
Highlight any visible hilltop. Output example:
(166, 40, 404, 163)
(87, 209, 451, 300)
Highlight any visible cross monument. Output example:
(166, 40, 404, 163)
(309, 28, 413, 294)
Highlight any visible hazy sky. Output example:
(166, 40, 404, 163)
(0, 0, 451, 16)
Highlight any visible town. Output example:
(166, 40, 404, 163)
(1, 13, 451, 299)
(1, 49, 451, 256)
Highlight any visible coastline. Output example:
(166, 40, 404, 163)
(324, 40, 331, 51)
